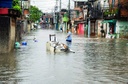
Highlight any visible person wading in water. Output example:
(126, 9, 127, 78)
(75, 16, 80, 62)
(66, 29, 72, 51)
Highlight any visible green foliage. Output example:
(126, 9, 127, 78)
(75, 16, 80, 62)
(13, 5, 21, 12)
(29, 5, 43, 22)
(114, 8, 118, 14)
(76, 11, 79, 16)
(13, 0, 19, 6)
(104, 10, 109, 15)
(12, 0, 21, 12)
(104, 8, 118, 16)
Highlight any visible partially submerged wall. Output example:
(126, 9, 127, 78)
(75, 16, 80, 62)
(0, 16, 16, 53)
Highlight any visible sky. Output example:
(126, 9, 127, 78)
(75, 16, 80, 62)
(30, 0, 75, 13)
(30, 0, 106, 13)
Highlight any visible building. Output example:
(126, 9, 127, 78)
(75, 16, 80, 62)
(72, 0, 85, 35)
(85, 0, 103, 37)
(0, 0, 21, 53)
(102, 0, 128, 38)
(20, 0, 31, 33)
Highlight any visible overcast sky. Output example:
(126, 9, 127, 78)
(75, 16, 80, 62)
(30, 0, 75, 13)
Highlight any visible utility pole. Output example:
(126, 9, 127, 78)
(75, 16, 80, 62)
(54, 0, 59, 30)
(88, 18, 90, 38)
(21, 0, 23, 19)
(68, 0, 71, 29)
(59, 0, 62, 30)
(60, 0, 61, 11)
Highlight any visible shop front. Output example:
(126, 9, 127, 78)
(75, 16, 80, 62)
(102, 19, 117, 38)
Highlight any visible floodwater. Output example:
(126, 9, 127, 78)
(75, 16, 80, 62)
(0, 29, 128, 84)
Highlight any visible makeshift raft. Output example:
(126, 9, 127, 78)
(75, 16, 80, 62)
(46, 34, 75, 53)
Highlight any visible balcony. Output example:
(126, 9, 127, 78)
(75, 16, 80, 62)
(72, 10, 84, 22)
(88, 8, 102, 19)
(72, 6, 84, 22)
(103, 8, 119, 19)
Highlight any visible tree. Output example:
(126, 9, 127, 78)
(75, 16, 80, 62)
(29, 6, 43, 22)
(12, 0, 21, 12)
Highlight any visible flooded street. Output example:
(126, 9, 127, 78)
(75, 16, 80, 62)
(0, 29, 128, 84)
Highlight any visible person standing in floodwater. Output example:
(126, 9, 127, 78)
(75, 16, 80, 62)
(66, 29, 72, 49)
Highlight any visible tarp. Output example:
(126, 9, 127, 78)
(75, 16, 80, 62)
(62, 17, 69, 22)
(62, 14, 69, 22)
(102, 20, 116, 23)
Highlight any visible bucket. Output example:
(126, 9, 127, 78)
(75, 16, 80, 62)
(22, 41, 27, 46)
(15, 42, 20, 49)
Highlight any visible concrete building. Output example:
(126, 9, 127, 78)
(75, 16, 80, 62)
(102, 0, 128, 38)
(0, 0, 21, 53)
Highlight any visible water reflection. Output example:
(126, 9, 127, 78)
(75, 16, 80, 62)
(80, 38, 128, 84)
(0, 52, 17, 83)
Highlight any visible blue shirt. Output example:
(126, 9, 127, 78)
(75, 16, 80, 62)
(66, 31, 72, 42)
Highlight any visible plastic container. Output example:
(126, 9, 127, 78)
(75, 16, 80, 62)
(15, 42, 20, 49)
(22, 41, 27, 46)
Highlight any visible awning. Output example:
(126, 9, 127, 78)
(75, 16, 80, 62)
(101, 20, 116, 23)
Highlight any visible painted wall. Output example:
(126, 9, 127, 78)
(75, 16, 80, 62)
(116, 20, 128, 38)
(90, 21, 97, 36)
(103, 22, 108, 35)
(0, 16, 10, 53)
(9, 18, 16, 52)
(96, 20, 102, 37)
(23, 20, 28, 33)
(78, 23, 84, 35)
(0, 16, 16, 53)
(15, 20, 22, 42)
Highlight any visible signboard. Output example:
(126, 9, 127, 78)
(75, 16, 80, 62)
(0, 0, 13, 8)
